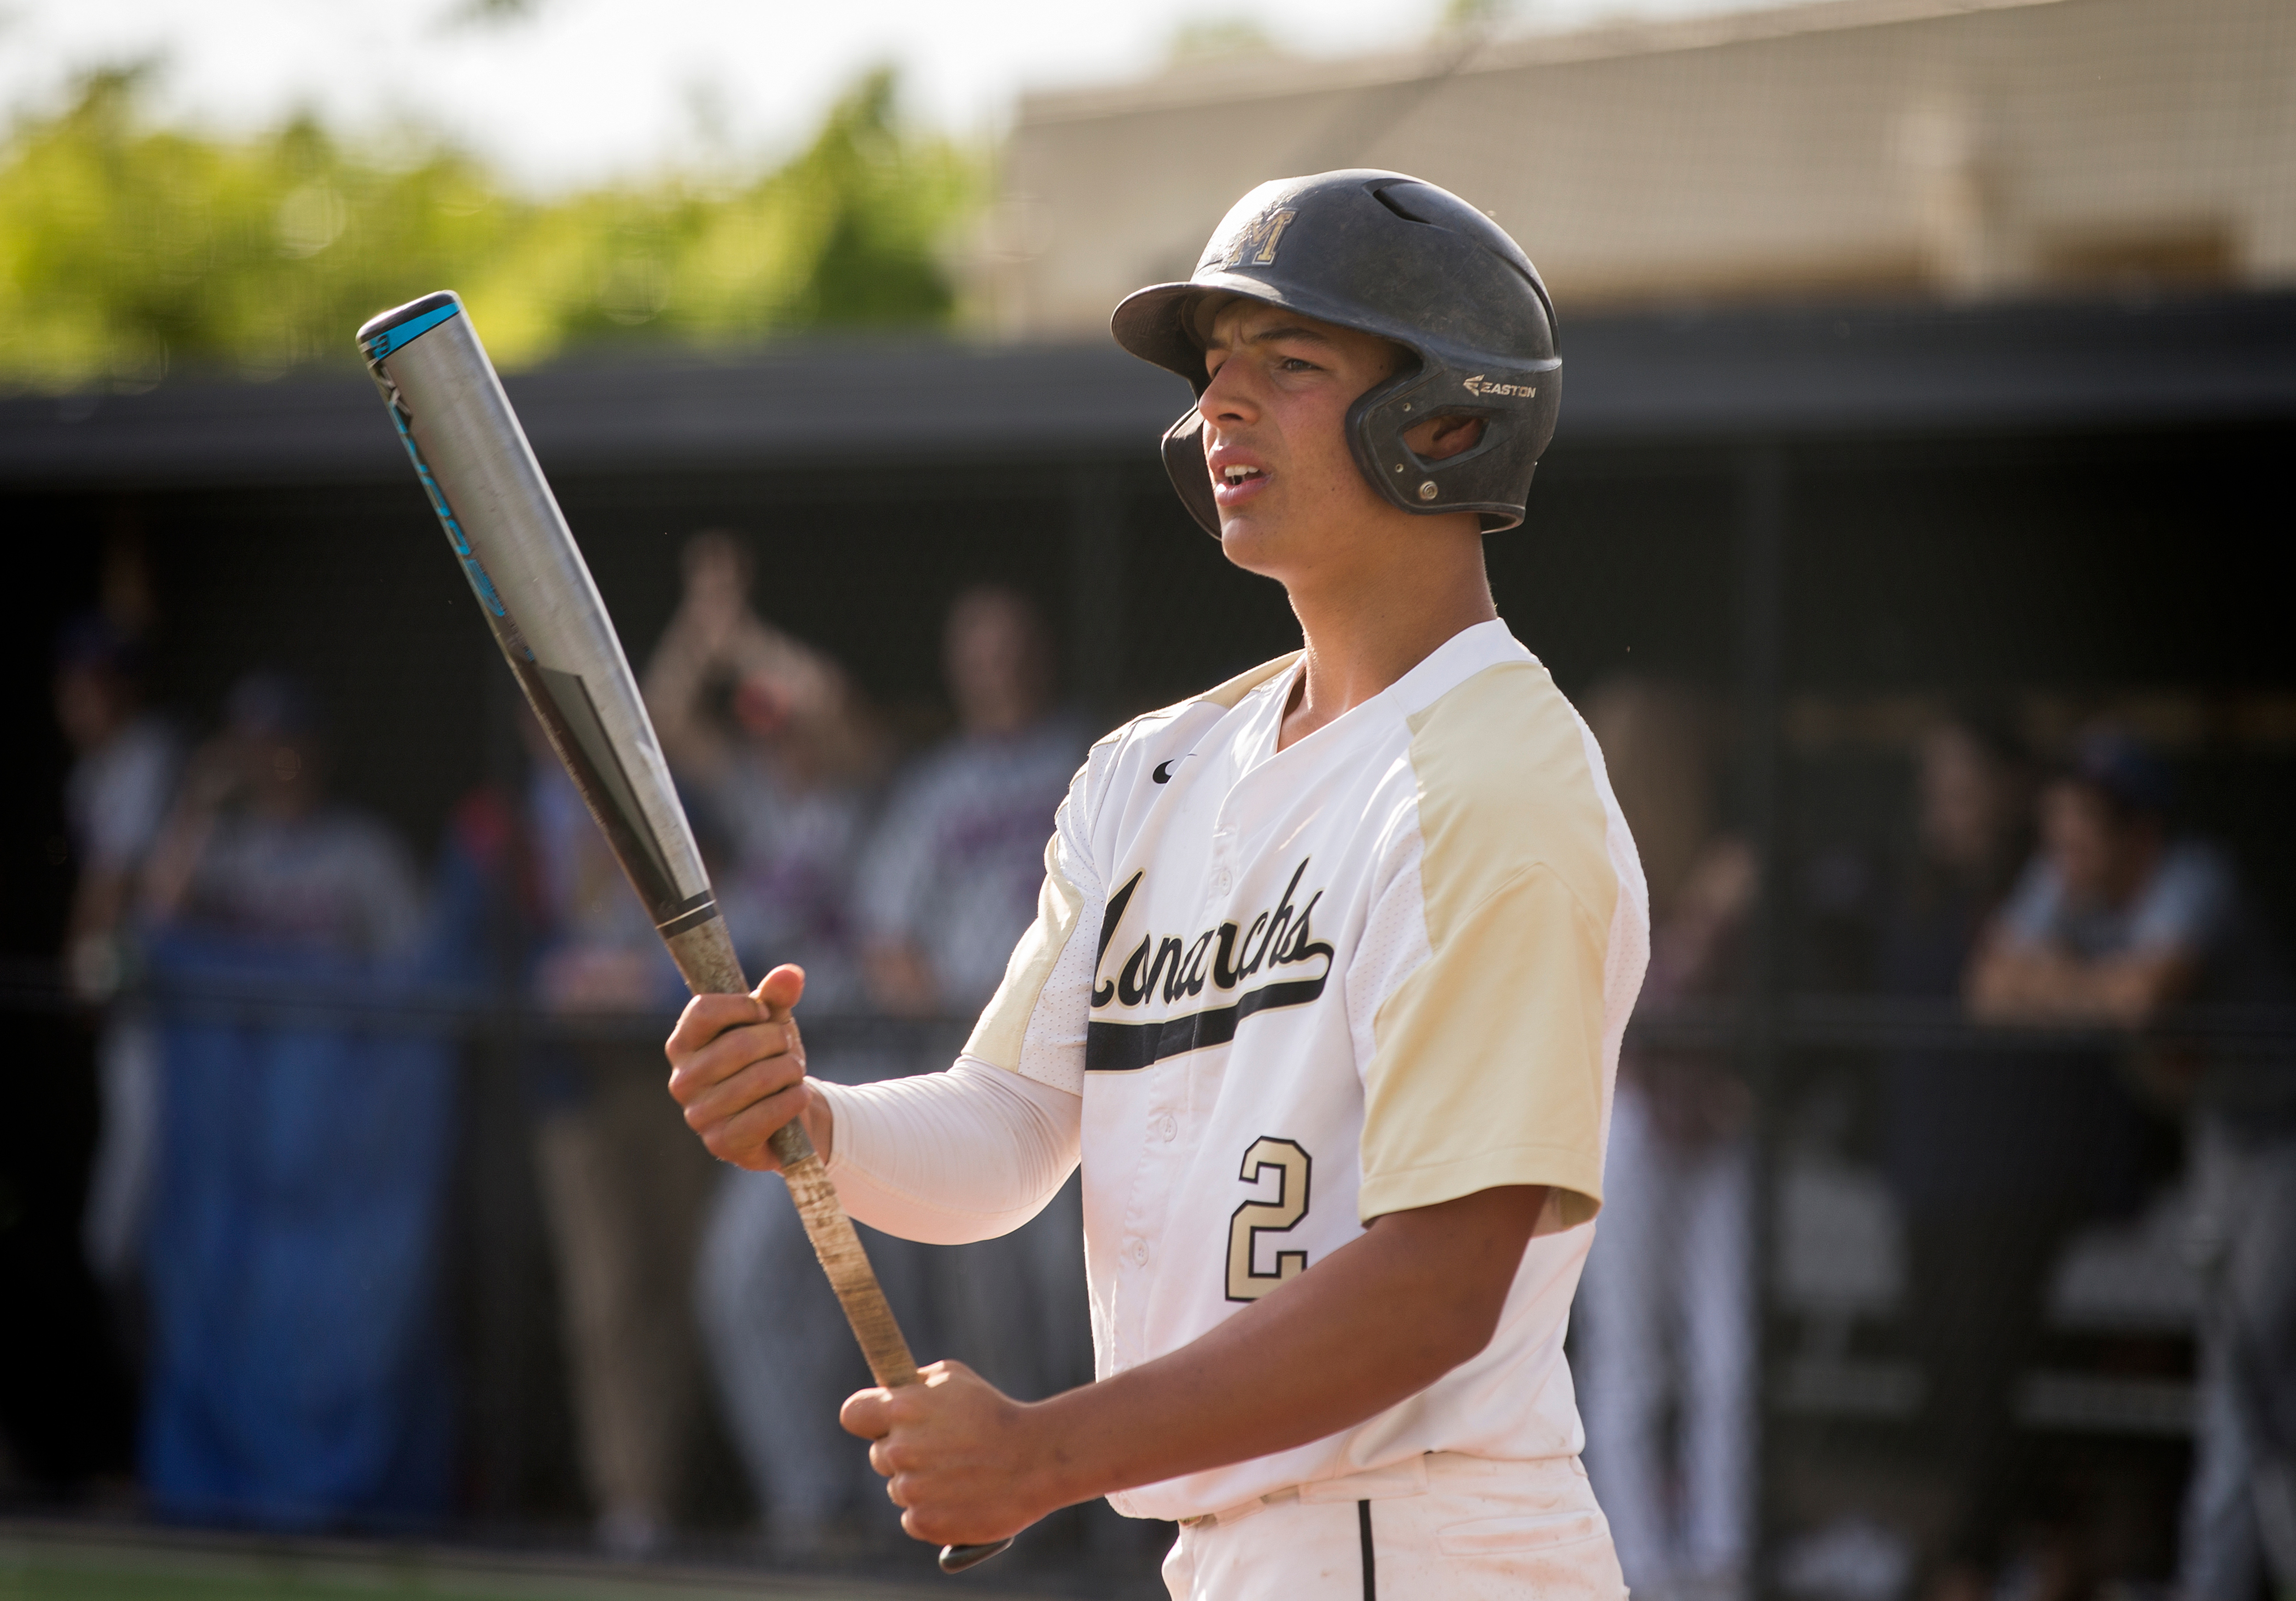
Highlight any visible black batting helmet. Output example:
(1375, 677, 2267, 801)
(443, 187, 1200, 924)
(1111, 169, 1561, 537)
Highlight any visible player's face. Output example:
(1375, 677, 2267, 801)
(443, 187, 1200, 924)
(1195, 300, 1413, 579)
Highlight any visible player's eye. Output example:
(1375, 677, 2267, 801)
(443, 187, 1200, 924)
(1277, 355, 1320, 373)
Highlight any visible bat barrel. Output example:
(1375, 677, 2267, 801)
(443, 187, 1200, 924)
(359, 292, 1016, 1578)
(358, 292, 719, 949)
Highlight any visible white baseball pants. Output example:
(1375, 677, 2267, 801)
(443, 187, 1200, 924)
(1160, 1452, 1626, 1601)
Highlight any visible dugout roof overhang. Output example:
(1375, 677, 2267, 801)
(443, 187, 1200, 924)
(3, 290, 2294, 492)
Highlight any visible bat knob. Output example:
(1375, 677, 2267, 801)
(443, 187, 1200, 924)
(939, 1537, 1014, 1573)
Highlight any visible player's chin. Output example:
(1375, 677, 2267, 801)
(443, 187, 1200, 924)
(1216, 514, 1293, 577)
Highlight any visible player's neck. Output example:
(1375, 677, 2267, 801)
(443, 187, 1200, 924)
(1277, 535, 1497, 752)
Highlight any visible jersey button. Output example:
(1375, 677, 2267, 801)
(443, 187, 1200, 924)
(1158, 1114, 1178, 1142)
(1211, 869, 1233, 895)
(1128, 1237, 1150, 1266)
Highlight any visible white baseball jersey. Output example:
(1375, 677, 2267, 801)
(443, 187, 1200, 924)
(962, 619, 1649, 1522)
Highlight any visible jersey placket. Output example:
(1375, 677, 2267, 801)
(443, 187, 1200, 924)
(1105, 734, 1225, 1371)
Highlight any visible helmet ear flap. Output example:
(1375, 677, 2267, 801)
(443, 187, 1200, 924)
(1347, 360, 1554, 533)
(1160, 408, 1221, 539)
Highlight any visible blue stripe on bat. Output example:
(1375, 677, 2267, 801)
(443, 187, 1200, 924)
(360, 299, 462, 360)
(384, 395, 508, 620)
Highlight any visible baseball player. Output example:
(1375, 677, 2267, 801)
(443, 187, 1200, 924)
(667, 169, 1649, 1599)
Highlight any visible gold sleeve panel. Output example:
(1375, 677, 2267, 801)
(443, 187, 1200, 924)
(1357, 661, 1620, 1229)
(963, 831, 1086, 1073)
(1357, 865, 1611, 1227)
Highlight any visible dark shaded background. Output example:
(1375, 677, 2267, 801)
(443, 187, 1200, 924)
(2, 297, 2291, 1572)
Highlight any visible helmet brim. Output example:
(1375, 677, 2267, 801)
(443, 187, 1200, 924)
(1111, 272, 1421, 395)
(1109, 282, 1208, 388)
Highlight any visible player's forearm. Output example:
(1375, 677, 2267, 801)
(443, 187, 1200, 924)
(1013, 1184, 1543, 1511)
(814, 1061, 1081, 1245)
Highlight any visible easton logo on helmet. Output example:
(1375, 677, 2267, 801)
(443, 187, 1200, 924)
(1462, 375, 1537, 399)
(1211, 206, 1299, 271)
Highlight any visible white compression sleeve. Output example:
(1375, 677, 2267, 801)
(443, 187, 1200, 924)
(812, 1058, 1081, 1246)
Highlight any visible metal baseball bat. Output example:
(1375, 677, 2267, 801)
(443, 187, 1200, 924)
(355, 291, 1010, 1575)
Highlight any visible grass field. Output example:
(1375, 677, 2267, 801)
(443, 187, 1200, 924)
(0, 1525, 1008, 1601)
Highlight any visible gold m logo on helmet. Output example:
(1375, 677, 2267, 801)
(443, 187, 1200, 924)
(1462, 374, 1537, 399)
(1216, 207, 1299, 270)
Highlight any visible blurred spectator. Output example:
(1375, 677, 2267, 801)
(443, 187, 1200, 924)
(53, 614, 181, 1298)
(140, 675, 422, 955)
(644, 532, 906, 1553)
(1574, 678, 1756, 1599)
(1966, 731, 2295, 1601)
(1971, 731, 2238, 1026)
(644, 530, 886, 1005)
(523, 718, 712, 1558)
(1875, 710, 2090, 1599)
(857, 585, 1082, 1015)
(855, 584, 1092, 1419)
(134, 672, 453, 1529)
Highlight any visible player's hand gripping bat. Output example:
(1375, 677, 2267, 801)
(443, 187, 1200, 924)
(357, 291, 1010, 1575)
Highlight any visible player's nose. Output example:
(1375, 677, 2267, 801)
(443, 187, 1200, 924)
(1197, 358, 1261, 429)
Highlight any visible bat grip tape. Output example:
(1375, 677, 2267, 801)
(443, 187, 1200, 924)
(769, 1123, 1016, 1572)
(669, 921, 1015, 1573)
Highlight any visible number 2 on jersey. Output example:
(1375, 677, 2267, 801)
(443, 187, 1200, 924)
(1226, 1137, 1312, 1302)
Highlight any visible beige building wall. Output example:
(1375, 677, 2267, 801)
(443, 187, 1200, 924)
(973, 0, 2296, 338)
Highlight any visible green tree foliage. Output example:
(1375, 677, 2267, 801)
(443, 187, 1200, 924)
(0, 66, 978, 393)
(1437, 0, 1516, 33)
(1165, 18, 1280, 64)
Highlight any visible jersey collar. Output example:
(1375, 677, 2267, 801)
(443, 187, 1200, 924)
(1230, 619, 1533, 774)
(1384, 618, 1536, 721)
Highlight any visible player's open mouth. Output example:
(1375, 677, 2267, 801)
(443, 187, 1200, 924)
(1213, 462, 1270, 506)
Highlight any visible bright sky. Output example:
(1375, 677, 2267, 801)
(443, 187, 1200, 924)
(0, 0, 1782, 191)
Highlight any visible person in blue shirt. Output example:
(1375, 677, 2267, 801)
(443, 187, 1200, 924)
(1969, 729, 2291, 1601)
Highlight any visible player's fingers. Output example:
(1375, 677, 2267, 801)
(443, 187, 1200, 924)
(666, 1016, 800, 1105)
(676, 1052, 800, 1141)
(663, 991, 765, 1064)
(899, 1503, 981, 1547)
(689, 1072, 810, 1166)
(840, 1386, 893, 1440)
(712, 1078, 810, 1152)
(754, 963, 805, 1019)
(685, 1015, 802, 1084)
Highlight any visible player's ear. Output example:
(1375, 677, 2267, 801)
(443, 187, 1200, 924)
(1402, 412, 1486, 462)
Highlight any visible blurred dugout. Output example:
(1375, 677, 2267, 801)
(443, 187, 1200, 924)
(7, 286, 2295, 1592)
